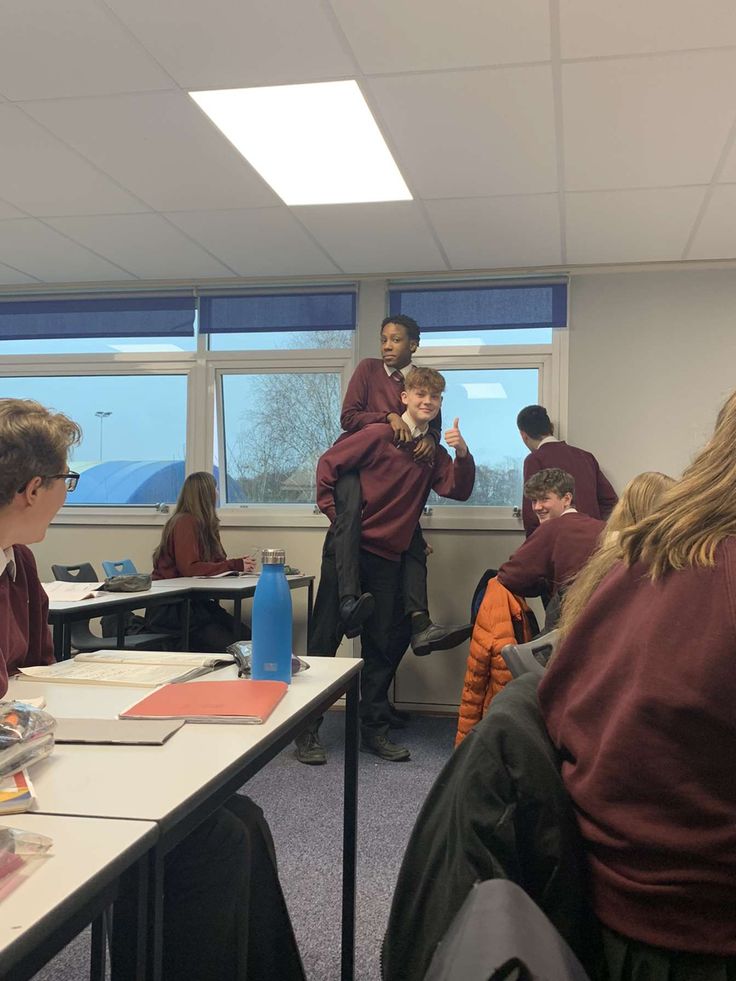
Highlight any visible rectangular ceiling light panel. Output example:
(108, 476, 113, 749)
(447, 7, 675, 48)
(190, 80, 412, 206)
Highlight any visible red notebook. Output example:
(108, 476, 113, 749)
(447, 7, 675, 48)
(119, 679, 288, 725)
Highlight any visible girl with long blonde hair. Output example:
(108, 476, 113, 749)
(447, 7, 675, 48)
(557, 470, 675, 640)
(539, 390, 736, 980)
(148, 471, 255, 651)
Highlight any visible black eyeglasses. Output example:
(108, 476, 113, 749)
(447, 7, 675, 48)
(17, 471, 80, 494)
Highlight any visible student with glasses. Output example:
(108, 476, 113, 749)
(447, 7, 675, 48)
(0, 398, 305, 981)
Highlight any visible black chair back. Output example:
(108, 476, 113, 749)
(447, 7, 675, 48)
(501, 630, 560, 680)
(51, 562, 99, 583)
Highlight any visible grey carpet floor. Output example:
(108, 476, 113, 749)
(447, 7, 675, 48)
(29, 711, 456, 981)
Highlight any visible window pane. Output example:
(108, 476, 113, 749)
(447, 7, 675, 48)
(428, 368, 539, 507)
(209, 329, 352, 351)
(0, 375, 188, 505)
(221, 372, 342, 504)
(420, 327, 552, 347)
(0, 336, 196, 355)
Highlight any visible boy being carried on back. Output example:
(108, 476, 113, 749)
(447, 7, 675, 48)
(309, 314, 472, 659)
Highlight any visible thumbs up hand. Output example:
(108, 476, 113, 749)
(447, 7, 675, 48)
(444, 417, 468, 458)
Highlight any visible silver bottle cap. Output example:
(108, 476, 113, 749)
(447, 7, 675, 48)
(261, 548, 286, 565)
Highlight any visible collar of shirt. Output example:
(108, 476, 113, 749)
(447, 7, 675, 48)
(537, 435, 559, 447)
(0, 546, 16, 582)
(400, 410, 429, 439)
(384, 361, 414, 379)
(560, 507, 578, 516)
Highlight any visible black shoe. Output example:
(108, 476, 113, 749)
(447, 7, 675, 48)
(411, 622, 473, 657)
(360, 732, 411, 762)
(294, 729, 327, 765)
(339, 593, 375, 639)
(388, 706, 411, 729)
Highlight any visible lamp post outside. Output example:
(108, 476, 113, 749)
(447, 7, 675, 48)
(95, 410, 112, 460)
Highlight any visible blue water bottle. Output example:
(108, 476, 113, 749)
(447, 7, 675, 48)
(251, 548, 293, 684)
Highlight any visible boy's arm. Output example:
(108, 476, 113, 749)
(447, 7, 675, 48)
(316, 428, 385, 522)
(430, 420, 476, 501)
(496, 524, 552, 597)
(595, 464, 618, 520)
(340, 362, 392, 432)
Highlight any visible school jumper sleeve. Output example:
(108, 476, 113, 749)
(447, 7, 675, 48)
(340, 361, 392, 432)
(430, 447, 476, 502)
(595, 467, 618, 520)
(0, 545, 55, 698)
(316, 427, 390, 523)
(169, 514, 245, 577)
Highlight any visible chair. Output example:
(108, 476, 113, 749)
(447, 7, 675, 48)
(101, 558, 137, 578)
(423, 879, 591, 981)
(501, 630, 560, 680)
(50, 562, 175, 654)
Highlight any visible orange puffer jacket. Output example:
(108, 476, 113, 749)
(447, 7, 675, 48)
(455, 577, 534, 746)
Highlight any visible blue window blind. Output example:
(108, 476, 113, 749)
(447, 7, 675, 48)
(199, 291, 356, 334)
(388, 282, 567, 332)
(0, 295, 195, 341)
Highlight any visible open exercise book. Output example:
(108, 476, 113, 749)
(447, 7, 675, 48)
(42, 581, 105, 601)
(120, 679, 288, 724)
(16, 651, 235, 688)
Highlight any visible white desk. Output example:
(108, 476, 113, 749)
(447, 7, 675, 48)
(9, 656, 361, 981)
(47, 575, 315, 659)
(0, 813, 156, 981)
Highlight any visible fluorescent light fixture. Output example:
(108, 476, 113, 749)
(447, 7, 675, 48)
(461, 383, 507, 400)
(190, 80, 412, 206)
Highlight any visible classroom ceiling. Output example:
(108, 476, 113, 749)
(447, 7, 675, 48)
(2, 0, 736, 286)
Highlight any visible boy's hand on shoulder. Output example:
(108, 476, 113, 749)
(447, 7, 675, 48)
(387, 412, 413, 443)
(413, 434, 436, 463)
(444, 417, 468, 458)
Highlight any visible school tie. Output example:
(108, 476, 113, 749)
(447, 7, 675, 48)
(391, 370, 404, 384)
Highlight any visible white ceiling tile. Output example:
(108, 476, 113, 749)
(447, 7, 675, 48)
(425, 195, 561, 269)
(22, 93, 279, 212)
(0, 220, 135, 282)
(104, 0, 355, 90)
(369, 66, 557, 198)
(0, 105, 145, 216)
(0, 200, 26, 220)
(293, 202, 446, 273)
(688, 185, 736, 259)
(715, 139, 736, 182)
(560, 0, 736, 59)
(564, 51, 736, 190)
(46, 214, 234, 279)
(331, 0, 550, 74)
(566, 187, 706, 264)
(0, 0, 175, 101)
(0, 260, 38, 285)
(164, 209, 341, 277)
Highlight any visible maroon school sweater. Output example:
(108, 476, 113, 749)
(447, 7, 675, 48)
(0, 545, 55, 697)
(539, 538, 736, 954)
(522, 440, 617, 536)
(317, 424, 475, 561)
(497, 511, 604, 597)
(152, 513, 244, 579)
(339, 358, 441, 437)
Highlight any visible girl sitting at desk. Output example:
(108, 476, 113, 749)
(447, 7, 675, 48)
(147, 471, 254, 651)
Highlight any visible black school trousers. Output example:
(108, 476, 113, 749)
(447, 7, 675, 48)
(161, 794, 305, 981)
(333, 471, 427, 612)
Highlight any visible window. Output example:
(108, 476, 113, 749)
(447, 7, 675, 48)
(0, 373, 189, 505)
(426, 367, 539, 507)
(219, 371, 343, 504)
(390, 279, 568, 516)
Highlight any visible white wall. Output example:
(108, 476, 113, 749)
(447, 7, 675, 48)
(31, 265, 736, 711)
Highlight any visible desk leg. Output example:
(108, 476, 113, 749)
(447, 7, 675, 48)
(147, 846, 166, 981)
(182, 598, 191, 651)
(116, 612, 125, 648)
(52, 620, 63, 662)
(90, 913, 107, 981)
(341, 674, 359, 981)
(307, 580, 314, 642)
(233, 597, 242, 642)
(110, 855, 149, 981)
(62, 622, 72, 661)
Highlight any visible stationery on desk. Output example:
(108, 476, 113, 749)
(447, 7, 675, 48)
(193, 571, 253, 579)
(53, 718, 185, 746)
(120, 679, 288, 724)
(0, 770, 36, 815)
(16, 651, 235, 688)
(41, 581, 105, 601)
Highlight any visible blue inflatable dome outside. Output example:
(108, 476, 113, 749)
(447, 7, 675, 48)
(70, 461, 246, 505)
